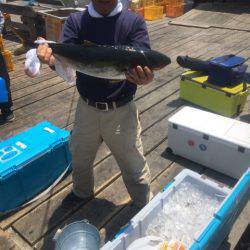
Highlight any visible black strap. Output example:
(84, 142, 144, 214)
(82, 95, 133, 110)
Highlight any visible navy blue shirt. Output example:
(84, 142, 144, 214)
(60, 9, 150, 102)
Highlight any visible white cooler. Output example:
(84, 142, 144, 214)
(168, 106, 250, 179)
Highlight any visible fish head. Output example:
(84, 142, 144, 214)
(144, 50, 171, 70)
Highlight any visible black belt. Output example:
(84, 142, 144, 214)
(82, 96, 133, 111)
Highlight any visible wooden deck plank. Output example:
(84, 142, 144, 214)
(0, 228, 22, 250)
(226, 202, 250, 250)
(11, 68, 57, 88)
(12, 75, 62, 99)
(171, 2, 250, 31)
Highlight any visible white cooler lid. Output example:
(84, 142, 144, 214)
(169, 107, 250, 148)
(225, 121, 250, 148)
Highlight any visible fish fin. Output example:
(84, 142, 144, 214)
(83, 40, 97, 47)
(55, 59, 76, 85)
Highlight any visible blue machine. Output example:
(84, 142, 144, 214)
(0, 77, 8, 104)
(0, 121, 71, 213)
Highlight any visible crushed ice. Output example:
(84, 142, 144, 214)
(146, 181, 225, 248)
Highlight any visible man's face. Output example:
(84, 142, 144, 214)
(92, 0, 118, 16)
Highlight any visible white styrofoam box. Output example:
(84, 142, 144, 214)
(168, 106, 250, 179)
(101, 169, 231, 250)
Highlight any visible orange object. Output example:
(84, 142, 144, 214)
(144, 6, 164, 20)
(165, 0, 183, 5)
(0, 35, 4, 52)
(134, 8, 144, 17)
(2, 50, 14, 72)
(166, 4, 183, 18)
(159, 240, 186, 250)
(3, 13, 11, 19)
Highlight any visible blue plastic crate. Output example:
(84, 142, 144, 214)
(0, 121, 71, 213)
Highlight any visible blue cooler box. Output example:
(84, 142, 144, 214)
(0, 122, 71, 213)
(101, 168, 250, 250)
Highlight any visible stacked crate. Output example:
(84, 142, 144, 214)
(165, 0, 184, 18)
(130, 0, 164, 21)
(144, 0, 164, 21)
(130, 0, 184, 20)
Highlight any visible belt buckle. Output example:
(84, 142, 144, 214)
(95, 102, 109, 111)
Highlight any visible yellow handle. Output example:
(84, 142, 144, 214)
(2, 49, 14, 72)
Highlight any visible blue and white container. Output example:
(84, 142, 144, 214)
(101, 168, 250, 250)
(0, 121, 71, 213)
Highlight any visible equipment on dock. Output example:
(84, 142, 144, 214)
(177, 55, 249, 86)
(0, 122, 71, 213)
(101, 168, 250, 249)
(54, 220, 100, 250)
(168, 106, 250, 179)
(179, 70, 248, 117)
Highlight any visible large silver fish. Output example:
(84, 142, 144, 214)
(47, 41, 171, 80)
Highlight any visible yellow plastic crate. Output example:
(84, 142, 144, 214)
(143, 0, 165, 6)
(180, 71, 249, 117)
(2, 50, 14, 72)
(144, 6, 164, 20)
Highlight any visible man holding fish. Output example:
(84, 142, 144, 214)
(33, 0, 169, 208)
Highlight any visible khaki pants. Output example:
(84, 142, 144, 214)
(70, 97, 152, 207)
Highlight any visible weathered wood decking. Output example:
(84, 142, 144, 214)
(0, 3, 250, 250)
